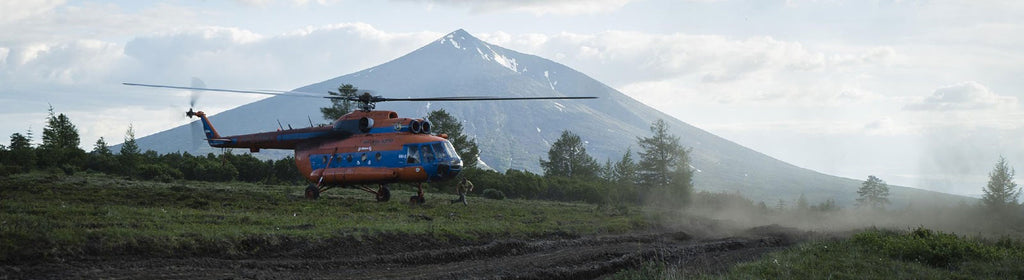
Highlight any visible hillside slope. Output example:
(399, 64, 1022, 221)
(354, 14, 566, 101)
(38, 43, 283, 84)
(131, 29, 967, 207)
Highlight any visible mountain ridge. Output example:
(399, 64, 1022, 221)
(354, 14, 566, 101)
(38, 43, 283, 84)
(130, 29, 969, 207)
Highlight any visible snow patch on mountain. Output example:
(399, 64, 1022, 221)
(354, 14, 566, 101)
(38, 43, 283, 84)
(441, 33, 461, 49)
(552, 102, 565, 112)
(544, 70, 557, 90)
(474, 45, 518, 73)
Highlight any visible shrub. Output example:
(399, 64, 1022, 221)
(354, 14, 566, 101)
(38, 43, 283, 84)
(482, 188, 505, 200)
(853, 227, 998, 268)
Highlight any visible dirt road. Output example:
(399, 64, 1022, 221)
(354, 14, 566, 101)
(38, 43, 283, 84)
(4, 226, 803, 279)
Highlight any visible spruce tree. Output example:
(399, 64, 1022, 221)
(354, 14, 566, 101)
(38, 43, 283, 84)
(856, 175, 891, 210)
(321, 84, 358, 121)
(982, 156, 1020, 213)
(427, 108, 479, 168)
(540, 130, 599, 178)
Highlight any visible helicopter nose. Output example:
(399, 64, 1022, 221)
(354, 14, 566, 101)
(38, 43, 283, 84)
(437, 160, 462, 180)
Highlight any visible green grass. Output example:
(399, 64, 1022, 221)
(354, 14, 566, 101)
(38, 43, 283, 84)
(0, 172, 647, 262)
(612, 227, 1024, 280)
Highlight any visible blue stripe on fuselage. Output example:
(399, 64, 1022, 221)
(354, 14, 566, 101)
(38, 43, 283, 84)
(278, 131, 332, 141)
(308, 141, 459, 181)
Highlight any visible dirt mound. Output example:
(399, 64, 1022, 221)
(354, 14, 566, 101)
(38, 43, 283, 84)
(3, 227, 805, 279)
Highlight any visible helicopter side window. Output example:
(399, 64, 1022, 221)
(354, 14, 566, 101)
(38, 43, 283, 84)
(346, 154, 353, 162)
(421, 145, 435, 163)
(406, 145, 420, 164)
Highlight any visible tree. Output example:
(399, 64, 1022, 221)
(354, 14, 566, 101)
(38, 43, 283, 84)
(612, 148, 639, 185)
(119, 124, 141, 174)
(810, 199, 839, 212)
(39, 106, 85, 169)
(797, 193, 809, 211)
(601, 158, 614, 182)
(92, 137, 112, 155)
(40, 106, 81, 151)
(321, 84, 359, 121)
(7, 132, 36, 172)
(86, 137, 117, 173)
(540, 130, 600, 179)
(857, 175, 890, 210)
(636, 119, 690, 187)
(982, 156, 1020, 213)
(427, 109, 479, 168)
(636, 119, 694, 205)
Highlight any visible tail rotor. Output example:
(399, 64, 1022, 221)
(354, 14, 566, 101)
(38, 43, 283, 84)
(186, 78, 206, 149)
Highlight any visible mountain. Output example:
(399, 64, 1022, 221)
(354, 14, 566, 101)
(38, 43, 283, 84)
(131, 29, 968, 207)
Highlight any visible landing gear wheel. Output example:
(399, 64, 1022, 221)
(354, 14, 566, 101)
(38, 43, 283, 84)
(376, 185, 391, 202)
(305, 185, 320, 200)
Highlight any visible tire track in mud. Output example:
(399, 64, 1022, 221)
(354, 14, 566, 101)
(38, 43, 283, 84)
(9, 228, 800, 279)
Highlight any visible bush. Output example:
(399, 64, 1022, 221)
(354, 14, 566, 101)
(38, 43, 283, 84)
(853, 227, 998, 268)
(482, 188, 505, 200)
(137, 164, 183, 182)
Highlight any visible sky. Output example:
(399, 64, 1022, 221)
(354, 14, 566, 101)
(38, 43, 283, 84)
(2, 0, 1022, 197)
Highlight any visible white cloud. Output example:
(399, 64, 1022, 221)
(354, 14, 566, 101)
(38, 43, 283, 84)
(904, 81, 1017, 111)
(0, 0, 64, 24)
(395, 0, 632, 15)
(1, 21, 441, 148)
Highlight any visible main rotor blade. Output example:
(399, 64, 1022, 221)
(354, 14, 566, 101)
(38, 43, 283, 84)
(371, 96, 599, 102)
(123, 82, 326, 98)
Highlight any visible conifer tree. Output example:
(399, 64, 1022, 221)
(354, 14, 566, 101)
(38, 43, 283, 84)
(321, 84, 358, 121)
(427, 108, 479, 168)
(540, 130, 599, 178)
(857, 175, 890, 210)
(982, 156, 1020, 213)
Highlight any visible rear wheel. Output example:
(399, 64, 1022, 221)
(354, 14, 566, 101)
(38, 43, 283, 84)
(305, 185, 320, 200)
(376, 185, 391, 202)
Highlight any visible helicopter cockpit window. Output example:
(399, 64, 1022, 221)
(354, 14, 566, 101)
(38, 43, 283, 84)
(406, 145, 420, 164)
(431, 143, 446, 158)
(443, 141, 458, 159)
(421, 145, 435, 163)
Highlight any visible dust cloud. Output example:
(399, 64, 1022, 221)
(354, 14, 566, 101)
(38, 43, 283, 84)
(649, 191, 1024, 239)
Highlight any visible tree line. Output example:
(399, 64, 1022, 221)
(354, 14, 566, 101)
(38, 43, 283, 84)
(0, 106, 303, 184)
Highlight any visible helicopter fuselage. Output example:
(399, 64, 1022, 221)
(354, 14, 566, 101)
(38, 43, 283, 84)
(192, 109, 463, 187)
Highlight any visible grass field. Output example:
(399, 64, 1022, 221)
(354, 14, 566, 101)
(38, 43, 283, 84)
(0, 172, 647, 262)
(612, 227, 1024, 279)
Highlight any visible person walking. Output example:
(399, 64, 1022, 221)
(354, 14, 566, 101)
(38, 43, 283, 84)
(451, 177, 474, 205)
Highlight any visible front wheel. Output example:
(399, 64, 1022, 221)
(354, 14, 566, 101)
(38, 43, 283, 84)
(305, 185, 320, 200)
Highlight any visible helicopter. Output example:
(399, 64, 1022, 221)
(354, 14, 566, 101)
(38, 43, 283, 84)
(123, 82, 596, 203)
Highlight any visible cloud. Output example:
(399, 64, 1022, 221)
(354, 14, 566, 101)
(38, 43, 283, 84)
(1, 22, 442, 149)
(479, 31, 895, 97)
(0, 0, 64, 24)
(121, 23, 439, 89)
(394, 0, 633, 15)
(904, 81, 1017, 111)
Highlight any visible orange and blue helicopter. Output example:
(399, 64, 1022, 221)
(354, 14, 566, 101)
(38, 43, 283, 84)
(124, 82, 595, 203)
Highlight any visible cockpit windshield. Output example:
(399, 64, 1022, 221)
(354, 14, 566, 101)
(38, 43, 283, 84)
(443, 141, 459, 160)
